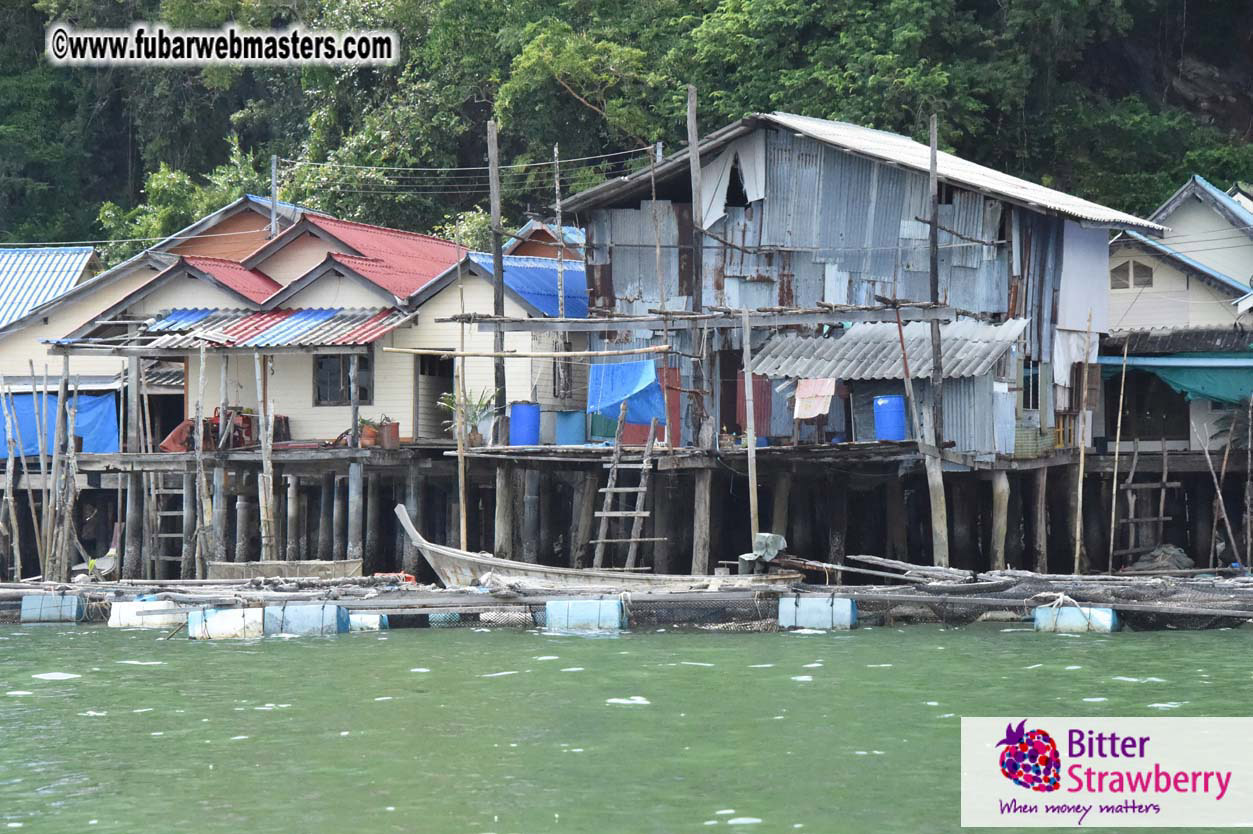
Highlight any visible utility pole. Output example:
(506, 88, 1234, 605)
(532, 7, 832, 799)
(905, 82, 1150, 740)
(488, 120, 507, 443)
(925, 113, 950, 567)
(553, 143, 570, 399)
(269, 154, 278, 239)
(687, 85, 713, 575)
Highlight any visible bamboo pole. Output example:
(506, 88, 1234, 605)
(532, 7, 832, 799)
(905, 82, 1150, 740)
(29, 362, 48, 574)
(254, 352, 277, 561)
(0, 380, 19, 580)
(47, 358, 68, 575)
(1209, 435, 1233, 569)
(455, 235, 468, 548)
(650, 143, 673, 449)
(488, 119, 507, 444)
(553, 142, 572, 400)
(192, 344, 209, 577)
(382, 345, 671, 359)
(1193, 420, 1240, 562)
(1107, 340, 1129, 574)
(52, 382, 80, 580)
(740, 310, 760, 543)
(1072, 311, 1092, 574)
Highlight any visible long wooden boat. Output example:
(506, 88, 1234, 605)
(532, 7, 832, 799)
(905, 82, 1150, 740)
(394, 505, 801, 590)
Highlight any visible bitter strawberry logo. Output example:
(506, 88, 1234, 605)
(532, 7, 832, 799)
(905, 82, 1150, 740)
(996, 719, 1061, 792)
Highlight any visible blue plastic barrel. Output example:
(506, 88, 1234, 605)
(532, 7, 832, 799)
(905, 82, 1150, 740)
(509, 401, 541, 445)
(555, 410, 586, 445)
(872, 395, 907, 441)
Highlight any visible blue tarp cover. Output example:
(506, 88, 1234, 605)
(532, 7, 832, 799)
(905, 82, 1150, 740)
(0, 393, 119, 455)
(587, 361, 666, 425)
(1101, 353, 1253, 405)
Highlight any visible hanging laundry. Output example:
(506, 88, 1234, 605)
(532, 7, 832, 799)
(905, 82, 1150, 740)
(793, 378, 836, 420)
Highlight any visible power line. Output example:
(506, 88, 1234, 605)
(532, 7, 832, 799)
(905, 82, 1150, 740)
(279, 145, 651, 173)
(0, 225, 270, 249)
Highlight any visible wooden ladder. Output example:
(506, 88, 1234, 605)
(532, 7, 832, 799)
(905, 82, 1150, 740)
(591, 402, 662, 568)
(1112, 440, 1182, 563)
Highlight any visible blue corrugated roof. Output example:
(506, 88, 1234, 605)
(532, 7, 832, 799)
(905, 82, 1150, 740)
(0, 247, 94, 328)
(468, 252, 589, 318)
(1191, 175, 1253, 231)
(1124, 231, 1250, 295)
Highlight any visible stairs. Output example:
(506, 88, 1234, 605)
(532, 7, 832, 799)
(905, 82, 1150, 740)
(590, 401, 659, 568)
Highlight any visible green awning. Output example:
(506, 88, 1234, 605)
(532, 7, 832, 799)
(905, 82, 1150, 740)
(1099, 353, 1253, 404)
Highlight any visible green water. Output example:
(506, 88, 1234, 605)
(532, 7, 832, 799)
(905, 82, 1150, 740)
(0, 623, 1247, 833)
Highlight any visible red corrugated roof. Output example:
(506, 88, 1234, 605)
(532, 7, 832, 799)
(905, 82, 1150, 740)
(184, 256, 282, 304)
(307, 215, 462, 297)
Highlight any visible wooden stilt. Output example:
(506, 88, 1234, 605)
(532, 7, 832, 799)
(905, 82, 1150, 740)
(537, 470, 554, 563)
(990, 470, 1010, 570)
(211, 468, 229, 563)
(365, 471, 381, 573)
(950, 478, 975, 568)
(318, 471, 335, 561)
(333, 475, 346, 561)
(253, 353, 277, 561)
(1006, 473, 1024, 569)
(1032, 466, 1048, 573)
(235, 472, 257, 562)
(401, 465, 423, 574)
(521, 468, 540, 564)
(691, 469, 712, 575)
(570, 470, 597, 568)
(180, 471, 196, 578)
(884, 479, 908, 560)
(285, 473, 300, 561)
(651, 473, 674, 573)
(346, 462, 364, 564)
(1066, 463, 1086, 574)
(771, 472, 791, 537)
(828, 472, 848, 582)
(123, 354, 143, 578)
(494, 462, 514, 560)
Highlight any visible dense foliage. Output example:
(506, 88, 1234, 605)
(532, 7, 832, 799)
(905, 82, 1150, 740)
(3, 0, 1252, 257)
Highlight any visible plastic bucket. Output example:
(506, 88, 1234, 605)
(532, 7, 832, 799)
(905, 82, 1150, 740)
(555, 410, 586, 445)
(509, 401, 541, 445)
(872, 395, 907, 441)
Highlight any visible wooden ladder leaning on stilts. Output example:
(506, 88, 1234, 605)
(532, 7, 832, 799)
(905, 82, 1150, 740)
(1112, 439, 1181, 566)
(590, 401, 662, 569)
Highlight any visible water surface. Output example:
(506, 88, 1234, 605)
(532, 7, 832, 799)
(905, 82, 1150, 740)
(0, 623, 1246, 832)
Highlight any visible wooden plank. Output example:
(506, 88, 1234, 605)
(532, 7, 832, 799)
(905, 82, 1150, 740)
(595, 511, 650, 518)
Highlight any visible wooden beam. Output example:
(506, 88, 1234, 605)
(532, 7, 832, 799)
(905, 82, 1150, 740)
(691, 469, 711, 575)
(466, 306, 956, 333)
(382, 344, 671, 359)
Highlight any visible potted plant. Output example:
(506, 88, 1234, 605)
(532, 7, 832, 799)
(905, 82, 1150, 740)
(438, 389, 497, 447)
(377, 414, 400, 450)
(357, 416, 379, 447)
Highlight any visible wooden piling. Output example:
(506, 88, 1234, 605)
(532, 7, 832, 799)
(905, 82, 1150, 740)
(521, 468, 540, 564)
(691, 469, 712, 575)
(346, 462, 364, 564)
(365, 471, 381, 573)
(235, 472, 257, 562)
(318, 471, 335, 561)
(651, 473, 674, 573)
(180, 471, 196, 578)
(253, 353, 277, 561)
(569, 469, 597, 568)
(771, 472, 791, 538)
(285, 473, 300, 561)
(494, 461, 514, 560)
(333, 475, 346, 561)
(212, 468, 229, 562)
(884, 479, 908, 560)
(1032, 466, 1048, 573)
(990, 470, 1010, 570)
(401, 465, 423, 574)
(828, 472, 848, 580)
(123, 352, 143, 579)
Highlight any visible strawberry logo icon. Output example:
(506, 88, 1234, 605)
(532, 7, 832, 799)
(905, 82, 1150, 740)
(996, 719, 1061, 792)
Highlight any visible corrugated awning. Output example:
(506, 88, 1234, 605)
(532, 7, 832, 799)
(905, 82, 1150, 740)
(141, 307, 411, 350)
(752, 318, 1028, 381)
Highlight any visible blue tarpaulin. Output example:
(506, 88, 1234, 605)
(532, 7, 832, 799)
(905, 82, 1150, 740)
(1099, 353, 1253, 405)
(0, 393, 119, 455)
(587, 361, 667, 425)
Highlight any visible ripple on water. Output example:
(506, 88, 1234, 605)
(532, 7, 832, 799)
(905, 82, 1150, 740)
(31, 672, 79, 681)
(606, 696, 649, 706)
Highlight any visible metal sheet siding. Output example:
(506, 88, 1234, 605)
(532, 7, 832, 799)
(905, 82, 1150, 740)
(0, 247, 93, 328)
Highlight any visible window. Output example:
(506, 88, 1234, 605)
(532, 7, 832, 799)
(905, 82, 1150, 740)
(314, 354, 372, 406)
(1110, 259, 1153, 290)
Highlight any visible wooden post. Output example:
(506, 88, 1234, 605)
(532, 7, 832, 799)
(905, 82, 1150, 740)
(123, 354, 143, 578)
(488, 119, 507, 442)
(365, 471, 381, 573)
(950, 477, 974, 568)
(47, 359, 68, 577)
(1107, 340, 1129, 573)
(771, 472, 791, 537)
(253, 353, 277, 561)
(1191, 477, 1213, 565)
(454, 246, 469, 549)
(318, 471, 335, 561)
(1032, 466, 1048, 573)
(212, 468, 229, 562)
(349, 354, 360, 448)
(651, 473, 673, 573)
(0, 383, 19, 580)
(521, 468, 540, 564)
(990, 470, 1010, 570)
(884, 478, 908, 560)
(569, 469, 597, 568)
(401, 465, 423, 574)
(494, 462, 514, 559)
(741, 310, 760, 543)
(686, 84, 707, 445)
(1072, 311, 1092, 574)
(828, 472, 848, 580)
(1193, 420, 1241, 561)
(285, 473, 300, 561)
(924, 457, 949, 567)
(180, 471, 196, 578)
(691, 468, 711, 574)
(927, 113, 944, 447)
(346, 462, 364, 565)
(235, 472, 257, 562)
(333, 475, 346, 561)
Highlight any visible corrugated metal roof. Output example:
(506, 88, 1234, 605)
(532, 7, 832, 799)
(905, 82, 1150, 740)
(183, 256, 282, 303)
(1192, 175, 1253, 231)
(1103, 326, 1253, 355)
(0, 247, 95, 327)
(764, 113, 1164, 234)
(468, 252, 589, 317)
(1120, 231, 1249, 296)
(752, 318, 1028, 380)
(142, 307, 409, 350)
(309, 214, 462, 297)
